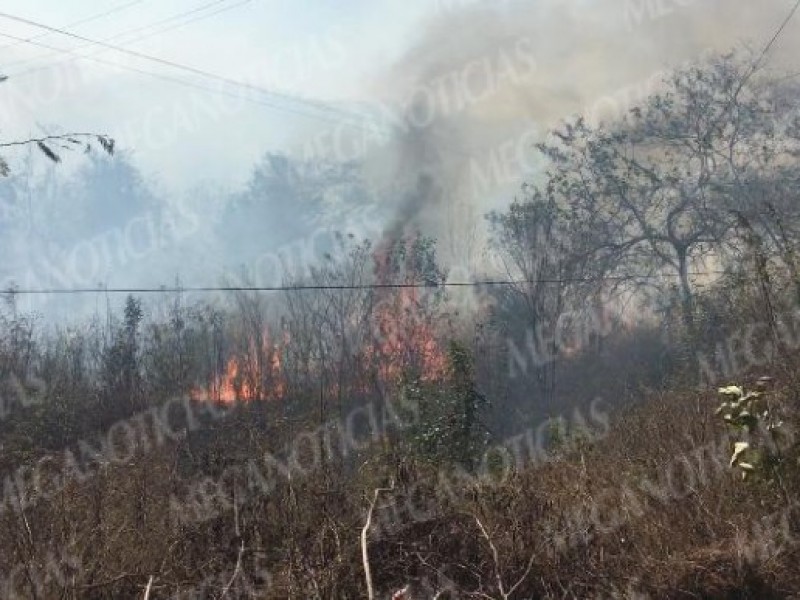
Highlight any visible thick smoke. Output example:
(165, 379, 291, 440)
(5, 0, 799, 322)
(367, 0, 800, 270)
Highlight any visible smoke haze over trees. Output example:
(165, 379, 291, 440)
(4, 1, 800, 598)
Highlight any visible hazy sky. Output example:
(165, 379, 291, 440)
(1, 0, 799, 322)
(1, 0, 798, 194)
(0, 0, 434, 188)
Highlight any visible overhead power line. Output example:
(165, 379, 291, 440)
(0, 271, 732, 296)
(0, 0, 144, 54)
(0, 13, 476, 160)
(754, 0, 800, 69)
(3, 0, 245, 73)
(711, 0, 800, 130)
(0, 9, 407, 147)
(0, 28, 377, 130)
(0, 8, 368, 127)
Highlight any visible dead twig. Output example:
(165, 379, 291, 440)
(362, 483, 395, 600)
(474, 515, 536, 599)
(221, 485, 245, 598)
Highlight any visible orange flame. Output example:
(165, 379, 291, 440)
(191, 328, 286, 403)
(192, 236, 448, 402)
(367, 236, 447, 386)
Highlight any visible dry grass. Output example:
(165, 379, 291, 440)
(2, 369, 800, 598)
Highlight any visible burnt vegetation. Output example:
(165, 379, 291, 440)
(4, 52, 800, 599)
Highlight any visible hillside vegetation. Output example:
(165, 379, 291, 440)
(3, 51, 800, 599)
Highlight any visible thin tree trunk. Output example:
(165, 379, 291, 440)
(677, 249, 695, 333)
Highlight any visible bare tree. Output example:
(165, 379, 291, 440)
(534, 52, 800, 330)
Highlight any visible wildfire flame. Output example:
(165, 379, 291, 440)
(192, 236, 447, 403)
(191, 328, 286, 404)
(367, 235, 447, 385)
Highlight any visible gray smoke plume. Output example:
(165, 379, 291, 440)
(365, 0, 800, 271)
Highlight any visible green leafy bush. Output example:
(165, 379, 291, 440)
(717, 384, 786, 480)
